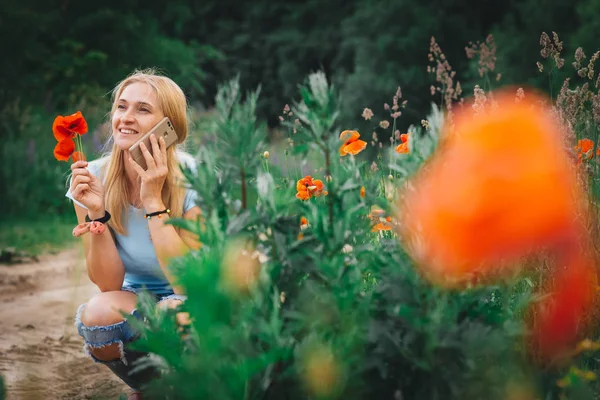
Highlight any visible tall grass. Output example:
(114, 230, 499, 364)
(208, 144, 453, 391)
(0, 215, 78, 257)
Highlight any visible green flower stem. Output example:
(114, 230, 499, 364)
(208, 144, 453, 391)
(75, 134, 85, 160)
(241, 167, 247, 210)
(324, 146, 333, 229)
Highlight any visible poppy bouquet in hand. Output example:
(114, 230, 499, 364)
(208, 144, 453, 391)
(53, 111, 88, 162)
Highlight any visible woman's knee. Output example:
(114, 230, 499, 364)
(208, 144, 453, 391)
(78, 291, 139, 362)
(89, 342, 123, 362)
(80, 291, 138, 327)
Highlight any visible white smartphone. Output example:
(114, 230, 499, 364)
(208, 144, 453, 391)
(128, 117, 178, 169)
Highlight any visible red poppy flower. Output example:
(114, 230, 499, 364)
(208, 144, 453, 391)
(53, 139, 75, 162)
(398, 90, 596, 357)
(52, 111, 88, 142)
(533, 252, 596, 358)
(339, 130, 367, 156)
(296, 176, 327, 200)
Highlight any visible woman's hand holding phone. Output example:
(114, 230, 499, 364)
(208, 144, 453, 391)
(70, 161, 106, 218)
(129, 134, 169, 212)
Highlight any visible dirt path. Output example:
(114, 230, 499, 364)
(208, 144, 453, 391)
(0, 247, 129, 399)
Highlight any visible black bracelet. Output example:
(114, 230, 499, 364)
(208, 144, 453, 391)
(85, 210, 112, 224)
(145, 208, 170, 219)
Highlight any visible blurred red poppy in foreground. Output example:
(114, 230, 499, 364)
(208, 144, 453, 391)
(398, 89, 596, 358)
(532, 251, 596, 358)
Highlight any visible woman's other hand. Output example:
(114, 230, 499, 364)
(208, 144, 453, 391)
(71, 161, 106, 216)
(130, 134, 168, 212)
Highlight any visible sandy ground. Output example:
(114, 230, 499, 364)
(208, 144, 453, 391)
(0, 247, 130, 399)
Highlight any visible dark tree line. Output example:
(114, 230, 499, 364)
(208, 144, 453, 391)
(2, 0, 598, 128)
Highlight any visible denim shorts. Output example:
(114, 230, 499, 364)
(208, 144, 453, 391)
(74, 288, 186, 388)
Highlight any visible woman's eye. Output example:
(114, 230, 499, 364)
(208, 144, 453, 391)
(140, 108, 149, 113)
(117, 104, 126, 110)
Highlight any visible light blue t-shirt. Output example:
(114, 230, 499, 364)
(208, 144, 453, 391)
(66, 152, 198, 297)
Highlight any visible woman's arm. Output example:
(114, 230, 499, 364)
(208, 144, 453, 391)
(145, 204, 202, 294)
(131, 135, 202, 294)
(74, 204, 125, 292)
(70, 160, 125, 292)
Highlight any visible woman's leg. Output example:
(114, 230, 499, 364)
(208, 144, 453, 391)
(157, 296, 191, 326)
(75, 291, 158, 390)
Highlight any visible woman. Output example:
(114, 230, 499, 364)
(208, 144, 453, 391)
(66, 69, 201, 399)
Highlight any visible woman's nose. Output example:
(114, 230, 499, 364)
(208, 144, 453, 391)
(121, 109, 136, 123)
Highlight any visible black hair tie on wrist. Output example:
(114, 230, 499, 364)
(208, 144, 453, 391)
(145, 209, 170, 220)
(85, 210, 112, 224)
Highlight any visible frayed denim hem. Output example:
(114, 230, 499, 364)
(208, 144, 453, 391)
(75, 303, 142, 365)
(122, 286, 186, 303)
(160, 293, 187, 302)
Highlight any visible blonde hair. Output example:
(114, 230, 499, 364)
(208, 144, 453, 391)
(102, 68, 189, 235)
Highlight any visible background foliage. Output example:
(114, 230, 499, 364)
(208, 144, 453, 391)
(3, 1, 600, 398)
(2, 0, 600, 218)
(129, 70, 600, 400)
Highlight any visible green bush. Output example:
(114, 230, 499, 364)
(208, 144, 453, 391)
(125, 72, 589, 400)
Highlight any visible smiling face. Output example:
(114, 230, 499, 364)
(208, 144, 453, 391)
(111, 82, 165, 151)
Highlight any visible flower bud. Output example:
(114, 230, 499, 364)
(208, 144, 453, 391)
(263, 151, 270, 159)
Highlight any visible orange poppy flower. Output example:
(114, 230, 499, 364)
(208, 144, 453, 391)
(53, 139, 75, 162)
(369, 206, 392, 231)
(298, 216, 309, 240)
(360, 186, 366, 198)
(372, 217, 392, 232)
(296, 176, 326, 200)
(52, 111, 88, 142)
(339, 130, 367, 156)
(399, 90, 584, 285)
(395, 133, 410, 154)
(395, 143, 409, 154)
(575, 138, 595, 163)
(575, 138, 594, 154)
